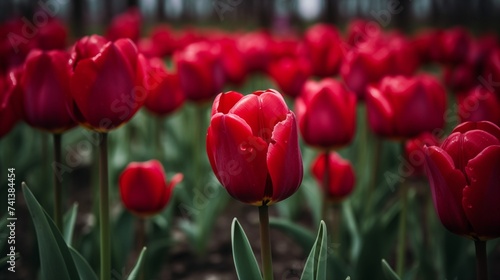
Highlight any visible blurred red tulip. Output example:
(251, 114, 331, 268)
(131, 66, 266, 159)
(216, 37, 247, 86)
(174, 42, 225, 102)
(304, 24, 344, 77)
(484, 48, 500, 97)
(21, 49, 75, 133)
(106, 7, 142, 43)
(206, 90, 303, 206)
(119, 160, 182, 217)
(238, 31, 272, 73)
(413, 29, 444, 64)
(138, 25, 177, 58)
(312, 152, 355, 203)
(366, 75, 447, 139)
(458, 86, 500, 126)
(69, 35, 148, 132)
(443, 63, 476, 93)
(268, 56, 311, 98)
(144, 57, 185, 116)
(424, 121, 500, 240)
(295, 78, 356, 148)
(341, 39, 391, 100)
(404, 132, 440, 177)
(0, 70, 23, 137)
(440, 27, 471, 65)
(345, 19, 382, 47)
(36, 18, 68, 51)
(387, 33, 419, 76)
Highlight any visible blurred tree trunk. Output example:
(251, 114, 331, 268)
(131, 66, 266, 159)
(157, 0, 165, 21)
(324, 0, 339, 24)
(71, 0, 84, 37)
(104, 0, 113, 25)
(257, 0, 273, 29)
(394, 0, 412, 32)
(127, 0, 138, 8)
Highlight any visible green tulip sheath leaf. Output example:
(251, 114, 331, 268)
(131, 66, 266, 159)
(301, 221, 327, 280)
(127, 247, 147, 280)
(69, 246, 98, 280)
(381, 259, 401, 280)
(23, 183, 80, 280)
(63, 203, 78, 245)
(231, 218, 263, 280)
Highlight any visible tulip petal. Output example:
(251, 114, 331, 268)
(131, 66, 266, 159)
(462, 145, 500, 239)
(453, 121, 500, 141)
(230, 90, 288, 140)
(267, 113, 303, 204)
(208, 113, 268, 205)
(212, 91, 243, 115)
(424, 146, 472, 236)
(366, 85, 394, 136)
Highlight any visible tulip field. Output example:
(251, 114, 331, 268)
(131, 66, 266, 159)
(1, 1, 500, 280)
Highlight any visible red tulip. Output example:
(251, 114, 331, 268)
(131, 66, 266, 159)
(238, 31, 272, 73)
(0, 70, 22, 137)
(267, 56, 311, 98)
(216, 37, 247, 86)
(304, 24, 344, 77)
(119, 160, 182, 217)
(105, 7, 142, 43)
(21, 49, 75, 133)
(366, 74, 447, 139)
(312, 152, 355, 202)
(413, 29, 444, 63)
(340, 39, 391, 100)
(206, 89, 303, 206)
(404, 132, 440, 177)
(345, 19, 382, 47)
(36, 18, 68, 51)
(440, 27, 471, 65)
(443, 63, 476, 93)
(174, 42, 225, 102)
(387, 33, 419, 76)
(424, 121, 500, 240)
(484, 48, 500, 97)
(458, 86, 500, 126)
(69, 35, 148, 132)
(295, 78, 356, 148)
(143, 57, 185, 116)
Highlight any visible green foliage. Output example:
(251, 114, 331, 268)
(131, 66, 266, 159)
(231, 218, 263, 280)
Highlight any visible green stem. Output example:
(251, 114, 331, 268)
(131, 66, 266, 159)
(396, 181, 408, 277)
(137, 218, 146, 280)
(259, 205, 274, 280)
(321, 151, 331, 223)
(52, 133, 63, 230)
(99, 133, 110, 280)
(155, 116, 164, 160)
(474, 240, 488, 280)
(331, 203, 341, 252)
(365, 137, 382, 214)
(194, 104, 205, 191)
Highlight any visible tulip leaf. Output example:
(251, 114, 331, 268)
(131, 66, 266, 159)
(269, 218, 315, 251)
(63, 203, 78, 245)
(69, 246, 98, 280)
(381, 259, 401, 280)
(231, 218, 263, 280)
(300, 221, 327, 280)
(22, 183, 79, 280)
(127, 247, 147, 280)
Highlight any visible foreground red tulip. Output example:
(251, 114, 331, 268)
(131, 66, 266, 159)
(68, 35, 147, 132)
(295, 78, 356, 148)
(424, 121, 500, 240)
(119, 160, 182, 217)
(366, 75, 447, 139)
(174, 42, 225, 102)
(304, 24, 344, 77)
(312, 152, 355, 202)
(21, 50, 75, 133)
(144, 57, 185, 116)
(458, 86, 500, 126)
(206, 89, 303, 205)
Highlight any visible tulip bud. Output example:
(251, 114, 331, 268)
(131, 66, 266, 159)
(119, 160, 182, 217)
(206, 89, 303, 206)
(312, 152, 355, 203)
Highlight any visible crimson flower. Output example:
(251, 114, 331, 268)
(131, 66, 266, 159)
(68, 35, 148, 132)
(458, 86, 500, 126)
(119, 160, 182, 217)
(295, 78, 356, 149)
(21, 49, 75, 133)
(366, 75, 447, 139)
(312, 152, 355, 203)
(304, 24, 344, 77)
(267, 56, 311, 98)
(206, 89, 303, 206)
(424, 121, 500, 240)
